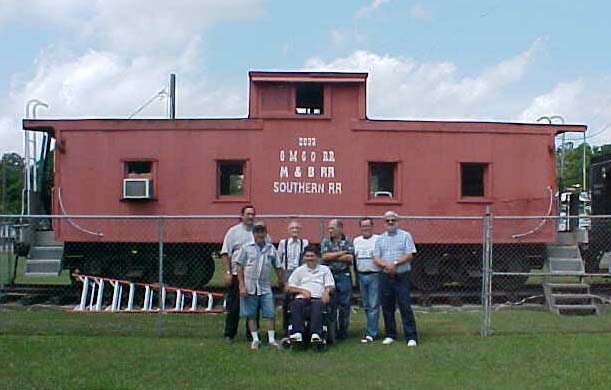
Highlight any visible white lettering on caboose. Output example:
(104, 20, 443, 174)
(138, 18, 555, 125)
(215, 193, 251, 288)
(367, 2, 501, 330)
(273, 137, 343, 196)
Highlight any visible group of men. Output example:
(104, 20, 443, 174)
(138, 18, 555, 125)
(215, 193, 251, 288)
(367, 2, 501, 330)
(221, 205, 418, 350)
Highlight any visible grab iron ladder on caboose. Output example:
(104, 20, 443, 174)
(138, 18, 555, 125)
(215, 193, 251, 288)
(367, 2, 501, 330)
(72, 274, 224, 313)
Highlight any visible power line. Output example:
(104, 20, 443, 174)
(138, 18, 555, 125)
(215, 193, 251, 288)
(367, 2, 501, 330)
(127, 87, 168, 119)
(563, 123, 611, 142)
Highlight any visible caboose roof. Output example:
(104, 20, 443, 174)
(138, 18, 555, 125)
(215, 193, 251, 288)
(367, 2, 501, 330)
(23, 118, 586, 137)
(248, 71, 368, 83)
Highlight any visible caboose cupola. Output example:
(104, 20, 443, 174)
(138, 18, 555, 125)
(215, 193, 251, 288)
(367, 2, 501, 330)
(248, 71, 368, 120)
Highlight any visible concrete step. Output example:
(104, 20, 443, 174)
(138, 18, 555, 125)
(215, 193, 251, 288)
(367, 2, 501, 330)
(33, 230, 61, 246)
(23, 259, 62, 275)
(556, 232, 578, 246)
(545, 283, 590, 294)
(547, 257, 585, 274)
(550, 293, 595, 305)
(546, 245, 581, 259)
(29, 245, 63, 260)
(553, 304, 599, 316)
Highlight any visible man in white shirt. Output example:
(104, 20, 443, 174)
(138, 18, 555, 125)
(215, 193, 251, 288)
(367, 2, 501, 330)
(221, 205, 258, 341)
(353, 217, 381, 343)
(287, 245, 335, 344)
(277, 219, 309, 337)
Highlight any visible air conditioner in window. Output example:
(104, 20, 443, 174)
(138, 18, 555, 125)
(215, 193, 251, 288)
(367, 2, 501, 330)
(123, 178, 152, 199)
(374, 191, 393, 198)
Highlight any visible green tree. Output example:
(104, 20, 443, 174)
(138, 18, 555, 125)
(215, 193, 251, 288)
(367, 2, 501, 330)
(0, 152, 25, 214)
(558, 142, 611, 191)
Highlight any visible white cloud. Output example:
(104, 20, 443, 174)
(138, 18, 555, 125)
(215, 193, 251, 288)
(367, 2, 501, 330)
(0, 0, 87, 28)
(0, 0, 264, 54)
(304, 39, 540, 120)
(87, 0, 264, 54)
(0, 44, 247, 153)
(330, 29, 347, 46)
(0, 0, 262, 153)
(409, 4, 432, 21)
(354, 0, 390, 20)
(519, 79, 611, 143)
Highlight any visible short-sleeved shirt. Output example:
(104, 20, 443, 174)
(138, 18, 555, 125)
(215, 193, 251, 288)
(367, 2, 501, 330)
(221, 223, 254, 275)
(277, 237, 309, 271)
(354, 234, 381, 273)
(288, 263, 335, 299)
(234, 241, 281, 295)
(320, 235, 354, 273)
(373, 229, 417, 273)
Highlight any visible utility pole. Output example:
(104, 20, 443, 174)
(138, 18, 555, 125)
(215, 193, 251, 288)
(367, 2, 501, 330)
(1, 155, 5, 214)
(169, 74, 176, 120)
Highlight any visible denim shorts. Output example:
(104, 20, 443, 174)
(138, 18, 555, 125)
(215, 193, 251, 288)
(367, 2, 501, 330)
(240, 293, 275, 319)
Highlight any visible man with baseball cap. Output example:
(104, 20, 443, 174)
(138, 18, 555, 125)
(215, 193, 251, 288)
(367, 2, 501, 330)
(234, 221, 285, 350)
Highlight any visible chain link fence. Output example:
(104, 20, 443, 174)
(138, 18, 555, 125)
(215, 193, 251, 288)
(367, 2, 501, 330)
(2, 213, 611, 338)
(483, 214, 611, 336)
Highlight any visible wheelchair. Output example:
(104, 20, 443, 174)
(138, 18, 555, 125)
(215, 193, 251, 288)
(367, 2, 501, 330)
(281, 296, 331, 352)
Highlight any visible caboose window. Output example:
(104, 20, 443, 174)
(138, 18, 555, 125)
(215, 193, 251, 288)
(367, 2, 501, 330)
(218, 161, 244, 196)
(126, 161, 152, 174)
(461, 163, 487, 197)
(369, 162, 396, 198)
(295, 83, 323, 115)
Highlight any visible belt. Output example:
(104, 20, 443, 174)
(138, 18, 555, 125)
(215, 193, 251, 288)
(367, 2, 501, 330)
(359, 271, 379, 275)
(332, 269, 349, 274)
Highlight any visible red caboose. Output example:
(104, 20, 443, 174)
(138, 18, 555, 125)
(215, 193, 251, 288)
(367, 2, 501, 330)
(23, 71, 586, 288)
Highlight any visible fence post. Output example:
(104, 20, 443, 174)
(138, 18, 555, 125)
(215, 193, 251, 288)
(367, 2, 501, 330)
(318, 218, 325, 243)
(157, 217, 165, 337)
(0, 228, 4, 303)
(480, 207, 493, 336)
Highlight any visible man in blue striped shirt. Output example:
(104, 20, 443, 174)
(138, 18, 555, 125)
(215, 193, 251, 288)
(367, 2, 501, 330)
(373, 211, 418, 346)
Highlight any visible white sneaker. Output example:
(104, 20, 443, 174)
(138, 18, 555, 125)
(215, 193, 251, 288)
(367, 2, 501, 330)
(268, 340, 281, 349)
(311, 333, 322, 343)
(250, 339, 260, 350)
(289, 332, 303, 342)
(382, 337, 395, 345)
(361, 335, 374, 344)
(407, 339, 418, 347)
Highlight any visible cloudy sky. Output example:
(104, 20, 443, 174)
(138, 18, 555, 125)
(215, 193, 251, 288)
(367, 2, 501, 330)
(1, 0, 610, 153)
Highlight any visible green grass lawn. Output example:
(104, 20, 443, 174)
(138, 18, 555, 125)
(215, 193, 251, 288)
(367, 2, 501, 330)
(0, 251, 15, 286)
(2, 307, 611, 390)
(1, 252, 72, 286)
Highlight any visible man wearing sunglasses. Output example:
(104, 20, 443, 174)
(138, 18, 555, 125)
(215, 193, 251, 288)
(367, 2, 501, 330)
(373, 211, 418, 346)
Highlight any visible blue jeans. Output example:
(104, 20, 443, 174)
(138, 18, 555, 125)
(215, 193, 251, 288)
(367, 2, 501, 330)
(359, 272, 380, 338)
(330, 271, 352, 340)
(379, 272, 418, 341)
(240, 293, 275, 319)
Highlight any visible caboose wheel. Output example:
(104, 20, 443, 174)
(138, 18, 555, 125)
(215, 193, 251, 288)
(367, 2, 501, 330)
(410, 259, 443, 291)
(492, 256, 529, 290)
(164, 254, 215, 289)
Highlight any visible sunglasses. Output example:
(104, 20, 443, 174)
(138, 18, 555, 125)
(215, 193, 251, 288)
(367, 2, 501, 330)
(385, 219, 396, 223)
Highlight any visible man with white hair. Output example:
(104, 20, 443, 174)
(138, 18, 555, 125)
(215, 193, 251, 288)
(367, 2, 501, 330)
(277, 219, 309, 337)
(373, 211, 418, 346)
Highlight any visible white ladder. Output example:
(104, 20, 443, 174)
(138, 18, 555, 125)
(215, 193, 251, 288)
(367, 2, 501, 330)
(72, 274, 224, 313)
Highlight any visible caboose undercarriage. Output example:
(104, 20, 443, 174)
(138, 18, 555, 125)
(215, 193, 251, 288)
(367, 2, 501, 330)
(63, 242, 218, 289)
(61, 240, 545, 291)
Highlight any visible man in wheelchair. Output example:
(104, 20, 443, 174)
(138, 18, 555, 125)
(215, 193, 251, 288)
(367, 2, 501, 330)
(286, 245, 335, 346)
